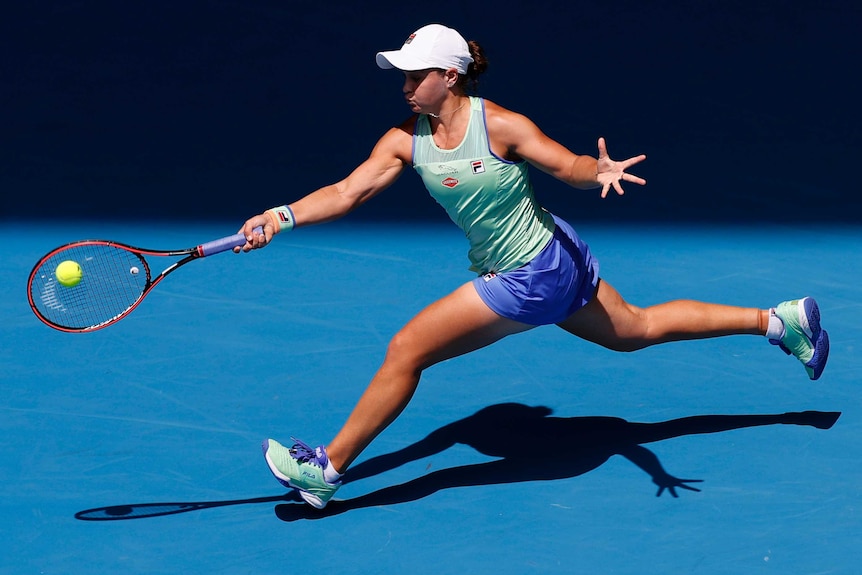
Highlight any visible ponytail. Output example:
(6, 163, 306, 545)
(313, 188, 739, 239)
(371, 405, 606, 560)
(462, 40, 488, 94)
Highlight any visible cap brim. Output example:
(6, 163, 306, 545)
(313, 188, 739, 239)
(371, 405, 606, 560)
(375, 50, 432, 71)
(375, 51, 397, 69)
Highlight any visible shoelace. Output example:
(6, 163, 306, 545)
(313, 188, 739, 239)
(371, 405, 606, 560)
(289, 437, 323, 466)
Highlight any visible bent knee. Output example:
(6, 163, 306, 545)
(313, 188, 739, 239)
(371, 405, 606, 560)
(383, 328, 429, 374)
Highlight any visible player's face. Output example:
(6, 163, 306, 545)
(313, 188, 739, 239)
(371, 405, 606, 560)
(402, 69, 448, 114)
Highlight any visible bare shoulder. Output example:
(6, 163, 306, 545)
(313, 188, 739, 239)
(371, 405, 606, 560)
(481, 99, 543, 158)
(372, 116, 417, 163)
(482, 99, 533, 128)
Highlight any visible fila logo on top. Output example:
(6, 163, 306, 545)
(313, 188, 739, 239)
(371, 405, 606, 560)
(442, 177, 459, 188)
(471, 160, 485, 174)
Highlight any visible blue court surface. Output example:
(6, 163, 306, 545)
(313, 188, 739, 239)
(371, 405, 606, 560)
(2, 220, 860, 574)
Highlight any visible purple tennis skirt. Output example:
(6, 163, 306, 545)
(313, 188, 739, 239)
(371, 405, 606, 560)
(472, 215, 599, 325)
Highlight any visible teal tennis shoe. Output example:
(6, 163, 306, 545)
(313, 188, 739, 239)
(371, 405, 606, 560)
(770, 297, 829, 380)
(262, 438, 341, 509)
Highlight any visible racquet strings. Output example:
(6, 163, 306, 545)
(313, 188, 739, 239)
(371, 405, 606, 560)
(30, 244, 149, 330)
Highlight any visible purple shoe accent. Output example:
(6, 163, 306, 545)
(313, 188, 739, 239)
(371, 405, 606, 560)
(806, 329, 830, 381)
(288, 437, 329, 468)
(802, 297, 822, 340)
(802, 298, 827, 380)
(771, 339, 792, 356)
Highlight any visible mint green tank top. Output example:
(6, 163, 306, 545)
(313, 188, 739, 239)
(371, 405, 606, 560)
(412, 97, 555, 274)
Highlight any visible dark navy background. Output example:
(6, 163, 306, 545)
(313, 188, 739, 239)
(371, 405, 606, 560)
(2, 0, 859, 223)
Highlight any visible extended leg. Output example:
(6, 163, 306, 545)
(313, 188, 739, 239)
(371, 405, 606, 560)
(327, 282, 533, 471)
(557, 279, 828, 379)
(557, 279, 766, 352)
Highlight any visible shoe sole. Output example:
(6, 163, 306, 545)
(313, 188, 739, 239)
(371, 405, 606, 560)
(800, 298, 829, 381)
(807, 329, 829, 380)
(799, 297, 818, 339)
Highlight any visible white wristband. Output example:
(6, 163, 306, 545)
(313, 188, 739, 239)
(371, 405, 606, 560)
(265, 205, 296, 233)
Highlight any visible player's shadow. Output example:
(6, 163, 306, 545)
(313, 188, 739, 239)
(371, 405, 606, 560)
(273, 403, 840, 521)
(74, 404, 839, 522)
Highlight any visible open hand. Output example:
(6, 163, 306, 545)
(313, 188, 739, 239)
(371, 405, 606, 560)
(596, 137, 647, 198)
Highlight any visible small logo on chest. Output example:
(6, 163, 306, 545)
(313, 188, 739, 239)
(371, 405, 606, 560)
(471, 160, 486, 174)
(441, 177, 459, 188)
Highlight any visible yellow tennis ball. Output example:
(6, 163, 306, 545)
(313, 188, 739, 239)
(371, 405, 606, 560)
(56, 260, 83, 288)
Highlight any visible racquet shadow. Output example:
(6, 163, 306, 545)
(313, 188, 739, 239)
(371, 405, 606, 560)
(74, 403, 840, 522)
(75, 493, 302, 521)
(274, 403, 840, 522)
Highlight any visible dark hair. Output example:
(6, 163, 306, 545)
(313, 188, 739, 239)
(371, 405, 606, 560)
(461, 40, 488, 94)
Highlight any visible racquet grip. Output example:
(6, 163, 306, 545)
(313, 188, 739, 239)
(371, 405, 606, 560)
(198, 226, 263, 256)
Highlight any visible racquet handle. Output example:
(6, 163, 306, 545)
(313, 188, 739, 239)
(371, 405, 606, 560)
(198, 226, 263, 256)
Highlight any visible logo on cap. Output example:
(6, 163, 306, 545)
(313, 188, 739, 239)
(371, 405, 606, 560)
(404, 33, 416, 45)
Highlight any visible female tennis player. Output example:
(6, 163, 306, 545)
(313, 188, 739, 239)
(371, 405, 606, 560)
(236, 24, 829, 509)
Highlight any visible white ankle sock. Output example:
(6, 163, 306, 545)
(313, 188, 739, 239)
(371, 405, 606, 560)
(323, 460, 343, 484)
(765, 309, 784, 340)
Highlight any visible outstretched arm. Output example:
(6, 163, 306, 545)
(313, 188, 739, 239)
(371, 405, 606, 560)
(485, 100, 646, 197)
(235, 125, 412, 251)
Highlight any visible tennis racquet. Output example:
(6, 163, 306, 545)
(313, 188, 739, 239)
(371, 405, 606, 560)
(27, 226, 261, 333)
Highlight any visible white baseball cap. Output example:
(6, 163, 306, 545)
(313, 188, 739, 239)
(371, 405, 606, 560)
(376, 24, 473, 75)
